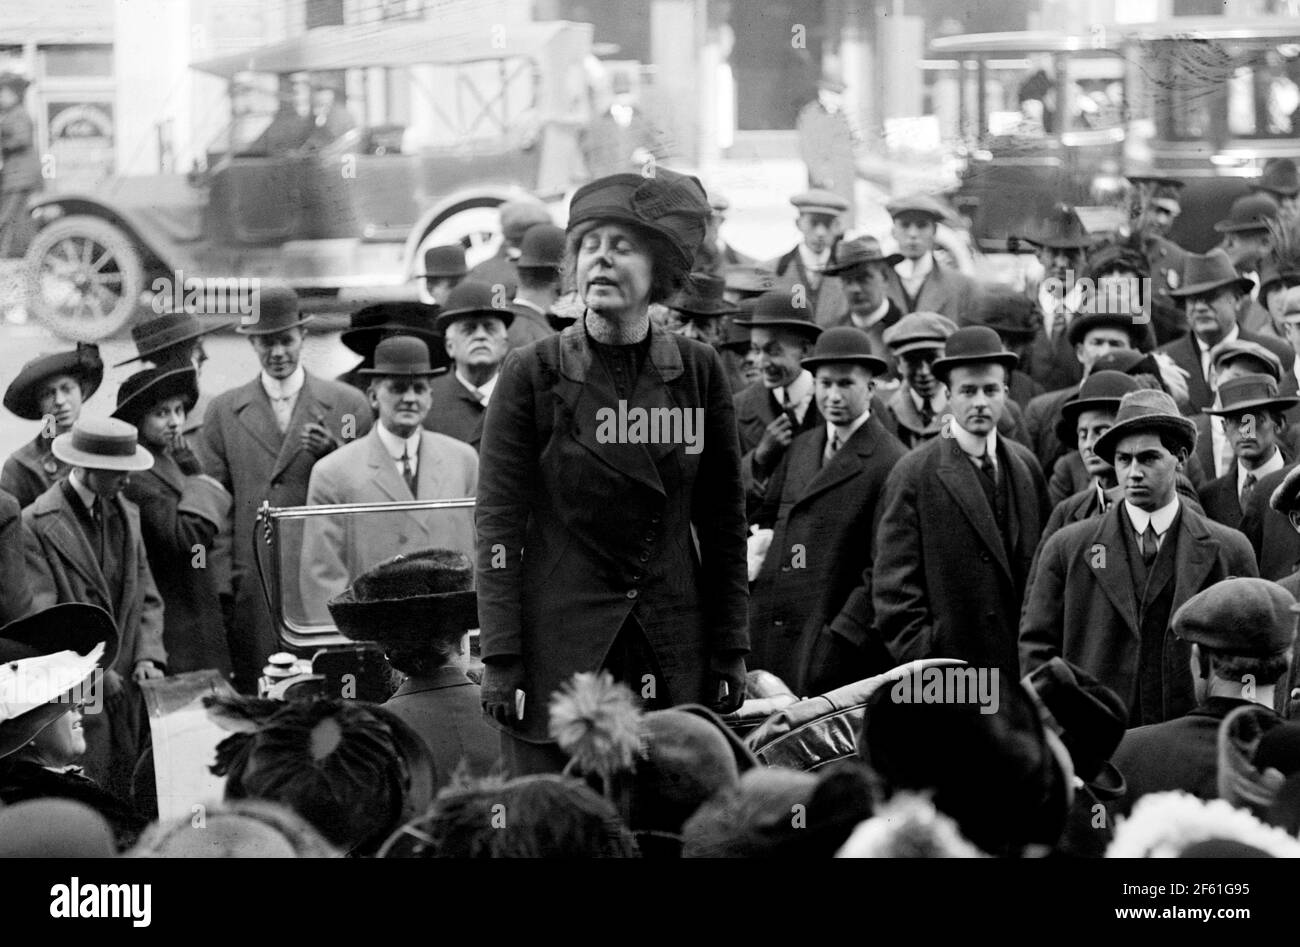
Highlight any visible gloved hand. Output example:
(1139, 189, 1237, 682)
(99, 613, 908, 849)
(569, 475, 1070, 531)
(481, 659, 526, 726)
(168, 433, 202, 475)
(709, 653, 747, 715)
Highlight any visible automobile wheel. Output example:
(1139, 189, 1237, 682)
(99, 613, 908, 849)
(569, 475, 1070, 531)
(414, 203, 506, 302)
(23, 215, 144, 341)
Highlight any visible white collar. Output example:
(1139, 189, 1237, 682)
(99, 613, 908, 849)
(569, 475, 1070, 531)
(895, 253, 934, 281)
(909, 386, 945, 413)
(798, 243, 831, 272)
(828, 408, 872, 445)
(950, 420, 998, 462)
(1197, 322, 1240, 355)
(260, 365, 305, 400)
(1124, 496, 1180, 536)
(455, 368, 498, 403)
(375, 423, 421, 460)
(67, 469, 98, 511)
(772, 369, 814, 408)
(849, 298, 891, 329)
(1240, 446, 1285, 490)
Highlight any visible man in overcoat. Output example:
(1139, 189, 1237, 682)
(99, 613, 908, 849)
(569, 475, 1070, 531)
(762, 189, 851, 328)
(1196, 374, 1296, 529)
(882, 193, 980, 323)
(422, 282, 514, 451)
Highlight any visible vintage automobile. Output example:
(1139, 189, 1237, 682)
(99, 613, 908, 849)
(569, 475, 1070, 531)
(21, 17, 593, 340)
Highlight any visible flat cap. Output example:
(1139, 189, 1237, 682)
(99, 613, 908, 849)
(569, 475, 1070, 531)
(790, 189, 849, 216)
(886, 192, 949, 222)
(882, 311, 957, 356)
(1270, 464, 1300, 515)
(1210, 338, 1283, 381)
(1173, 578, 1298, 655)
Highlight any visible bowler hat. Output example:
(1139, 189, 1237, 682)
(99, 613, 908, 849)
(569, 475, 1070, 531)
(567, 169, 711, 272)
(112, 367, 199, 428)
(1210, 338, 1282, 381)
(1092, 388, 1197, 465)
(1055, 370, 1140, 448)
(670, 272, 740, 319)
(113, 312, 224, 367)
(1173, 578, 1298, 655)
(4, 345, 103, 421)
(801, 326, 889, 375)
(51, 417, 154, 472)
(1165, 249, 1254, 298)
(885, 193, 949, 222)
(340, 301, 442, 357)
(0, 603, 119, 761)
(733, 291, 823, 340)
(432, 281, 515, 334)
(1214, 193, 1279, 234)
(327, 548, 478, 650)
(357, 335, 440, 377)
(417, 245, 467, 280)
(882, 311, 957, 356)
(723, 265, 779, 296)
(516, 223, 566, 269)
(790, 189, 849, 217)
(1270, 463, 1300, 515)
(929, 325, 1018, 381)
(1022, 657, 1129, 799)
(965, 286, 1039, 341)
(1252, 158, 1300, 199)
(820, 237, 902, 276)
(1204, 372, 1299, 417)
(1019, 204, 1092, 250)
(234, 284, 312, 336)
(499, 200, 553, 244)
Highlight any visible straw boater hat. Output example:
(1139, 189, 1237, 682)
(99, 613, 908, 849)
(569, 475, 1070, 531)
(113, 312, 225, 368)
(51, 417, 154, 472)
(3, 345, 103, 421)
(432, 281, 515, 335)
(234, 284, 312, 336)
(1092, 389, 1197, 465)
(112, 367, 199, 428)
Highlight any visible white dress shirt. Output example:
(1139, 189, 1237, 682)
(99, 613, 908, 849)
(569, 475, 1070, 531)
(67, 468, 98, 512)
(798, 244, 831, 289)
(1211, 414, 1233, 478)
(909, 385, 947, 419)
(951, 423, 999, 476)
(1198, 323, 1240, 384)
(375, 423, 421, 480)
(261, 365, 305, 434)
(826, 407, 872, 456)
(849, 298, 891, 330)
(895, 253, 934, 299)
(1239, 445, 1285, 498)
(1124, 496, 1180, 551)
(455, 369, 498, 407)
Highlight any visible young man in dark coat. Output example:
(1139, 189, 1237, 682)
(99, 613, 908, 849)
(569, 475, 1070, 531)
(748, 327, 906, 696)
(1110, 579, 1294, 815)
(882, 193, 980, 323)
(873, 326, 1049, 677)
(1197, 374, 1295, 529)
(821, 237, 905, 367)
(877, 311, 955, 448)
(1020, 389, 1259, 727)
(761, 190, 851, 328)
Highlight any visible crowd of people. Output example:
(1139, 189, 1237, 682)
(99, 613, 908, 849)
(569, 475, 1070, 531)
(6, 156, 1300, 859)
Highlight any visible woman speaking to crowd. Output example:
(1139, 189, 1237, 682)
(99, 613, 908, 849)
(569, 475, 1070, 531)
(475, 169, 750, 774)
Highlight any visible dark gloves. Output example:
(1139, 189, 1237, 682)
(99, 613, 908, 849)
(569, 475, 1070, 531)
(481, 659, 526, 726)
(172, 445, 202, 476)
(709, 653, 747, 715)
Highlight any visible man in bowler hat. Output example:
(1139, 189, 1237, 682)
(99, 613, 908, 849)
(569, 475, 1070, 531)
(1020, 389, 1258, 727)
(506, 223, 566, 348)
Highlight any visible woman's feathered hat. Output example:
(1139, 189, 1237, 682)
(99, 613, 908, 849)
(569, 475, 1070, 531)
(566, 169, 712, 272)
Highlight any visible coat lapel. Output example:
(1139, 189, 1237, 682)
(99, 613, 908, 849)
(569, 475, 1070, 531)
(36, 492, 112, 606)
(146, 451, 186, 496)
(935, 438, 1012, 580)
(1087, 504, 1140, 639)
(270, 373, 334, 483)
(364, 428, 410, 503)
(796, 415, 884, 507)
(231, 378, 285, 463)
(1170, 506, 1219, 616)
(1002, 443, 1040, 555)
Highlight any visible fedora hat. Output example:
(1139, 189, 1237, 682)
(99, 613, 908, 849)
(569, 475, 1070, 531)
(790, 189, 849, 217)
(1204, 372, 1300, 417)
(717, 316, 751, 354)
(340, 302, 442, 357)
(1022, 658, 1129, 800)
(4, 344, 103, 421)
(112, 367, 199, 428)
(1252, 158, 1300, 199)
(723, 265, 779, 297)
(882, 311, 957, 356)
(929, 325, 1018, 382)
(51, 417, 153, 472)
(1019, 204, 1092, 250)
(965, 286, 1039, 342)
(327, 549, 478, 650)
(1214, 193, 1280, 234)
(885, 193, 949, 222)
(733, 291, 823, 340)
(432, 281, 515, 334)
(567, 169, 711, 272)
(0, 603, 119, 761)
(670, 273, 740, 319)
(417, 245, 467, 280)
(516, 223, 566, 269)
(234, 284, 312, 336)
(1055, 370, 1140, 448)
(1166, 249, 1256, 298)
(357, 335, 441, 377)
(801, 326, 889, 375)
(820, 237, 902, 276)
(1092, 388, 1197, 465)
(113, 312, 224, 368)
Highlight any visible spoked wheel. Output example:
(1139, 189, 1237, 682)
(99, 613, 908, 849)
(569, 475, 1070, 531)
(23, 215, 144, 341)
(414, 202, 506, 304)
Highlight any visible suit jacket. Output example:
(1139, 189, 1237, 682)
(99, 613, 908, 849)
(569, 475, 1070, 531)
(1157, 328, 1296, 415)
(1198, 452, 1291, 530)
(24, 485, 167, 674)
(506, 302, 557, 350)
(0, 488, 32, 624)
(382, 666, 500, 790)
(874, 433, 1049, 675)
(1019, 502, 1258, 722)
(1, 433, 68, 509)
(733, 379, 825, 509)
(475, 322, 750, 741)
(1025, 384, 1077, 473)
(1025, 321, 1084, 394)
(883, 257, 980, 323)
(121, 453, 232, 676)
(198, 371, 372, 687)
(301, 426, 477, 621)
(423, 370, 487, 451)
(765, 247, 851, 328)
(1239, 462, 1300, 581)
(749, 414, 907, 696)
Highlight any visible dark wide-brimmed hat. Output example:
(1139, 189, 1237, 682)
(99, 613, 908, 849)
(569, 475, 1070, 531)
(51, 417, 153, 472)
(883, 311, 957, 356)
(1167, 249, 1256, 299)
(1092, 388, 1197, 464)
(1173, 578, 1298, 655)
(670, 272, 740, 319)
(732, 291, 823, 340)
(113, 312, 225, 368)
(1019, 204, 1092, 250)
(356, 335, 441, 377)
(432, 281, 515, 334)
(1214, 193, 1280, 234)
(965, 286, 1039, 341)
(1055, 370, 1140, 448)
(0, 603, 119, 761)
(567, 169, 711, 272)
(801, 326, 889, 375)
(516, 223, 566, 269)
(1204, 372, 1300, 417)
(1022, 658, 1129, 800)
(112, 367, 199, 428)
(820, 237, 902, 276)
(929, 325, 1019, 381)
(327, 549, 478, 650)
(340, 301, 442, 357)
(234, 284, 312, 336)
(417, 245, 467, 280)
(1252, 158, 1300, 199)
(4, 345, 104, 421)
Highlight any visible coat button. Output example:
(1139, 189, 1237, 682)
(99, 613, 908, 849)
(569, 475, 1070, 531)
(639, 552, 650, 562)
(780, 565, 791, 573)
(626, 589, 638, 600)
(644, 532, 656, 543)
(650, 514, 661, 525)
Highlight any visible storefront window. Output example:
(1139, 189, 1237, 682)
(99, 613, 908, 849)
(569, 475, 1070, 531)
(40, 44, 113, 78)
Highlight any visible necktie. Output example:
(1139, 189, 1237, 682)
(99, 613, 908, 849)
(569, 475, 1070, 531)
(824, 431, 841, 467)
(1050, 313, 1067, 343)
(919, 397, 935, 427)
(1241, 472, 1258, 514)
(1140, 523, 1159, 566)
(978, 452, 997, 488)
(401, 449, 417, 497)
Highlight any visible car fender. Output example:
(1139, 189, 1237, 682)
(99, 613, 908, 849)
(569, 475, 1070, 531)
(28, 192, 197, 274)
